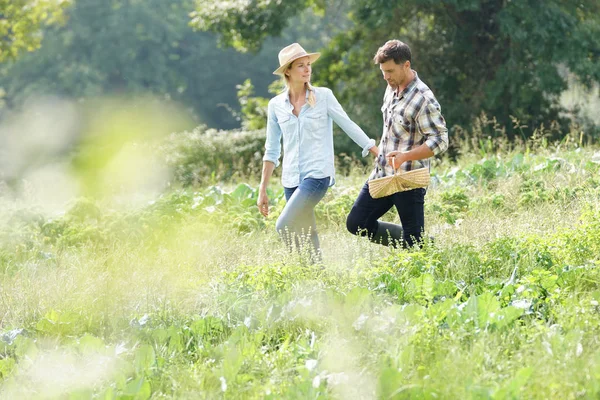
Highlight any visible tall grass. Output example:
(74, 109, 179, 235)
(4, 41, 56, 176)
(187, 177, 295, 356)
(1, 126, 600, 398)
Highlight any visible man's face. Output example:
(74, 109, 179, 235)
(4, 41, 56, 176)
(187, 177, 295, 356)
(379, 59, 410, 89)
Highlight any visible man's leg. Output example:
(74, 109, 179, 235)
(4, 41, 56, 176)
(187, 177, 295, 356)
(392, 188, 426, 248)
(346, 182, 402, 246)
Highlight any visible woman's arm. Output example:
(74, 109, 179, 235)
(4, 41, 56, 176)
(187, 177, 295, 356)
(325, 88, 377, 157)
(257, 161, 275, 217)
(263, 100, 283, 166)
(258, 101, 282, 217)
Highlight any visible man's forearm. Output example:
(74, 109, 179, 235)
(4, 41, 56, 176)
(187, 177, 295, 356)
(404, 143, 434, 161)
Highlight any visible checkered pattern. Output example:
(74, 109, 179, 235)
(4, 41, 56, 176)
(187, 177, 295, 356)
(369, 71, 448, 180)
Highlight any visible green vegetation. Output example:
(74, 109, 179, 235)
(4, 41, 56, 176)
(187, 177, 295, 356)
(195, 0, 600, 137)
(1, 1, 600, 398)
(1, 129, 599, 398)
(3, 1, 598, 140)
(0, 0, 342, 129)
(0, 0, 71, 63)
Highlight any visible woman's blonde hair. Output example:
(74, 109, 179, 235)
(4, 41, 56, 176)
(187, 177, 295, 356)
(283, 64, 316, 107)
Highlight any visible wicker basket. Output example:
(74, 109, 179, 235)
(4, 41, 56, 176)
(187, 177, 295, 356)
(368, 161, 430, 199)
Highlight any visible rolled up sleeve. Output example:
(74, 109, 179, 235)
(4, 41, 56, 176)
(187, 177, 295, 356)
(416, 102, 449, 156)
(325, 89, 375, 157)
(263, 100, 282, 167)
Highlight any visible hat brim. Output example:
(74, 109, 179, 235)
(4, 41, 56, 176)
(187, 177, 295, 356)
(273, 52, 321, 76)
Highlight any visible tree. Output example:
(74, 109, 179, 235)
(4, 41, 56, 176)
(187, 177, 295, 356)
(192, 0, 600, 139)
(0, 0, 305, 128)
(0, 0, 71, 63)
(189, 0, 328, 53)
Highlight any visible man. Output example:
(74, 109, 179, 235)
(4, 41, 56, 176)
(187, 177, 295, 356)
(346, 39, 448, 248)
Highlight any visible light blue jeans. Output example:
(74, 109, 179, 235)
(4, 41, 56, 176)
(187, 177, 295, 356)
(276, 177, 330, 261)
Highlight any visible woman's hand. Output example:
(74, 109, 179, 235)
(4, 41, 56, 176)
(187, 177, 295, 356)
(257, 190, 269, 217)
(369, 146, 379, 157)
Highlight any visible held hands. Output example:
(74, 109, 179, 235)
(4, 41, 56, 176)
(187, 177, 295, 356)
(257, 190, 269, 217)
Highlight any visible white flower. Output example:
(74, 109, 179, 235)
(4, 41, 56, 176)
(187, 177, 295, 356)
(511, 299, 532, 309)
(326, 372, 349, 386)
(305, 359, 318, 371)
(352, 314, 369, 331)
(312, 375, 321, 388)
(542, 341, 553, 356)
(138, 314, 150, 326)
(115, 342, 128, 355)
(220, 376, 227, 392)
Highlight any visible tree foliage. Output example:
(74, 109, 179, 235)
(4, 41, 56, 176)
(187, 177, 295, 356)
(193, 0, 600, 138)
(189, 0, 327, 52)
(0, 0, 290, 128)
(0, 0, 343, 129)
(0, 0, 71, 63)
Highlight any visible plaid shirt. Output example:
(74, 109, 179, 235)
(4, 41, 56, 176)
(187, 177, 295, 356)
(369, 71, 448, 180)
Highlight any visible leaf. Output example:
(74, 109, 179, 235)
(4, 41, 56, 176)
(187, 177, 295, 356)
(461, 292, 501, 328)
(378, 366, 404, 399)
(493, 367, 533, 399)
(78, 334, 106, 355)
(407, 273, 435, 303)
(231, 183, 255, 200)
(134, 344, 156, 374)
(428, 298, 456, 323)
(167, 325, 184, 353)
(223, 346, 243, 381)
(476, 292, 501, 327)
(124, 377, 152, 399)
(345, 287, 371, 308)
(14, 336, 38, 361)
(491, 306, 524, 330)
(0, 357, 16, 378)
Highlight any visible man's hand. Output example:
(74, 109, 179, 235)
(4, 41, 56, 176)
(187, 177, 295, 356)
(386, 150, 408, 170)
(257, 190, 269, 217)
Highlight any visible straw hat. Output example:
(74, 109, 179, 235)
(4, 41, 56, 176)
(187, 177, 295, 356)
(273, 43, 321, 76)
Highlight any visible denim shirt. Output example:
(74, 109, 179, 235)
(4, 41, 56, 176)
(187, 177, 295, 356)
(263, 86, 375, 188)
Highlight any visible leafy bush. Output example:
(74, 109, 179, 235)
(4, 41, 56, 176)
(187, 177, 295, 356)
(430, 188, 470, 224)
(161, 125, 266, 186)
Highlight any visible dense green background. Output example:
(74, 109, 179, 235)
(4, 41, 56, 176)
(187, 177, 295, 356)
(2, 2, 600, 398)
(2, 0, 599, 136)
(0, 0, 344, 129)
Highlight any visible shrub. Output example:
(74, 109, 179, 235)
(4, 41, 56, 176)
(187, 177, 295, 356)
(161, 125, 266, 186)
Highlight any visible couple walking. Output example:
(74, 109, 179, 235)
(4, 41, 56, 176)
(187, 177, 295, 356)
(257, 40, 448, 261)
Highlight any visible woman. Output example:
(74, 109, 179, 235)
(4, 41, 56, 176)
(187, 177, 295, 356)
(257, 43, 378, 262)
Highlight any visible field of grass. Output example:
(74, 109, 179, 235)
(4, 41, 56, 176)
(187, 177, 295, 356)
(1, 140, 600, 399)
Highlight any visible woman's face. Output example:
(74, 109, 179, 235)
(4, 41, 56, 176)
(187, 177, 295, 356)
(285, 56, 312, 84)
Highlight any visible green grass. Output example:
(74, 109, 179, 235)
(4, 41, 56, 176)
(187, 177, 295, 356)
(1, 144, 600, 399)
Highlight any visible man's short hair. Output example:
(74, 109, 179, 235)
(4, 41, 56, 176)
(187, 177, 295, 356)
(373, 40, 412, 65)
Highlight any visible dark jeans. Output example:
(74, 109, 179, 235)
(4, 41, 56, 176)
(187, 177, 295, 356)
(346, 181, 426, 248)
(276, 177, 330, 260)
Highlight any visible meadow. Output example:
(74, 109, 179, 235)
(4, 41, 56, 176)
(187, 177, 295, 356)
(1, 129, 600, 399)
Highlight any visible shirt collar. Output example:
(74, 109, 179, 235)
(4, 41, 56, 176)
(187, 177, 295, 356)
(283, 87, 310, 105)
(395, 70, 419, 98)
